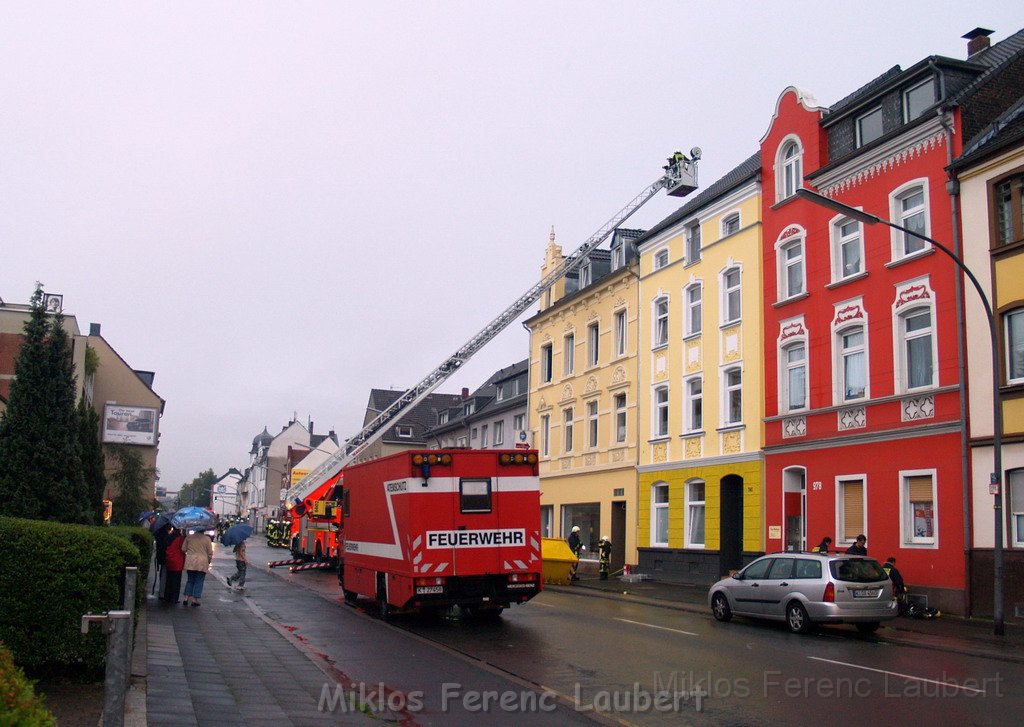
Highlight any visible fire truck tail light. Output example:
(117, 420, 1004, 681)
(414, 577, 444, 587)
(414, 576, 445, 595)
(508, 573, 538, 583)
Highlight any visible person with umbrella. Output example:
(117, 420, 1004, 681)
(163, 528, 185, 604)
(223, 523, 253, 591)
(182, 529, 213, 607)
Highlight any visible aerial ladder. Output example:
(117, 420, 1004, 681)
(284, 150, 701, 537)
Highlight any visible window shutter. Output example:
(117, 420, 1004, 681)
(842, 480, 864, 537)
(908, 475, 933, 503)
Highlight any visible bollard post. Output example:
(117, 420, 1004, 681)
(81, 610, 131, 727)
(122, 566, 137, 680)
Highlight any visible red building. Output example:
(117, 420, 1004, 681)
(760, 28, 1024, 614)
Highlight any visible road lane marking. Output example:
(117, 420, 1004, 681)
(614, 618, 698, 636)
(807, 656, 987, 695)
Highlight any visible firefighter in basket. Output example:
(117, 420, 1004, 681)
(598, 535, 612, 580)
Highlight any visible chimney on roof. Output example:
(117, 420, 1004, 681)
(963, 27, 994, 58)
(89, 323, 101, 336)
(462, 387, 469, 399)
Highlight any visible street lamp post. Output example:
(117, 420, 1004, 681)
(795, 188, 1005, 636)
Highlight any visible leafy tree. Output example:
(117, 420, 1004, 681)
(109, 445, 156, 526)
(174, 469, 217, 510)
(78, 397, 106, 524)
(0, 287, 89, 523)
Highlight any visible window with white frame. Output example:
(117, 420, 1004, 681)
(653, 385, 669, 437)
(838, 325, 867, 401)
(579, 263, 592, 288)
(611, 243, 625, 270)
(779, 237, 805, 299)
(564, 333, 575, 375)
(686, 480, 705, 547)
(587, 400, 598, 448)
(541, 344, 553, 383)
(902, 472, 936, 544)
(465, 401, 476, 416)
(481, 424, 488, 447)
(722, 213, 740, 237)
(1010, 469, 1024, 547)
(833, 218, 863, 280)
(837, 477, 865, 543)
(899, 306, 935, 391)
(722, 267, 741, 324)
(723, 367, 742, 425)
(685, 283, 702, 336)
(903, 78, 934, 122)
(540, 415, 550, 456)
(471, 428, 477, 440)
(438, 411, 449, 425)
(457, 436, 468, 447)
(396, 425, 413, 438)
(778, 139, 803, 200)
(653, 297, 669, 348)
(614, 393, 627, 443)
(685, 222, 701, 263)
(513, 413, 525, 431)
(685, 376, 703, 432)
(493, 420, 504, 445)
(495, 385, 505, 402)
(856, 106, 883, 147)
(782, 341, 807, 412)
(651, 483, 669, 547)
(614, 309, 627, 356)
(654, 249, 669, 270)
(587, 322, 599, 366)
(1006, 309, 1024, 384)
(563, 408, 574, 453)
(893, 184, 928, 257)
(995, 171, 1024, 245)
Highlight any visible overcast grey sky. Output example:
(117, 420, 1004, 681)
(2, 3, 1021, 491)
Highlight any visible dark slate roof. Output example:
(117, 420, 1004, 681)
(828, 65, 903, 116)
(949, 28, 1024, 105)
(953, 93, 1024, 169)
(310, 431, 340, 449)
(422, 359, 530, 437)
(366, 388, 464, 443)
(250, 426, 273, 454)
(634, 152, 762, 244)
(490, 358, 529, 384)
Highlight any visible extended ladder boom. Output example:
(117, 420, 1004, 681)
(287, 157, 698, 504)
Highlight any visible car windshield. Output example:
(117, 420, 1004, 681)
(830, 558, 887, 583)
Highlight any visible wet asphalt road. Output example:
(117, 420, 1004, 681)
(225, 541, 1023, 727)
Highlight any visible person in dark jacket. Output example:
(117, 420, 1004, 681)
(883, 556, 907, 615)
(845, 534, 867, 555)
(163, 529, 186, 604)
(814, 537, 832, 554)
(598, 536, 612, 580)
(153, 523, 173, 596)
(567, 526, 583, 581)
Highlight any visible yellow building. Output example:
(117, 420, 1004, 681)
(635, 154, 766, 584)
(524, 228, 644, 570)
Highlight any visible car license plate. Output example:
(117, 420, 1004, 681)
(852, 588, 879, 598)
(416, 586, 443, 594)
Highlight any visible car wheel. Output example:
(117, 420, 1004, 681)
(711, 592, 732, 622)
(855, 622, 880, 635)
(786, 601, 814, 634)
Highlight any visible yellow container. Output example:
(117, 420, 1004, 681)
(541, 537, 579, 585)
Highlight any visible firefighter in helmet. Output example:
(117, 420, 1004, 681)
(598, 535, 612, 580)
(567, 525, 583, 581)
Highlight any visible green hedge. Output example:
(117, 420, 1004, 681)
(107, 525, 153, 611)
(0, 641, 54, 727)
(0, 517, 141, 677)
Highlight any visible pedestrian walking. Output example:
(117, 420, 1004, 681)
(153, 523, 173, 596)
(845, 534, 867, 555)
(814, 537, 832, 554)
(182, 530, 214, 607)
(227, 540, 247, 590)
(163, 528, 185, 604)
(598, 536, 612, 580)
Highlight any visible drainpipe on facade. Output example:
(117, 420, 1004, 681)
(939, 102, 973, 618)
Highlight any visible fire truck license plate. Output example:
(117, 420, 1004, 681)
(416, 586, 443, 594)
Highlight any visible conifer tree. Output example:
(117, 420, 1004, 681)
(78, 396, 107, 524)
(109, 445, 155, 526)
(0, 287, 89, 521)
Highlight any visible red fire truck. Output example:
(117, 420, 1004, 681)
(339, 449, 541, 618)
(287, 472, 343, 569)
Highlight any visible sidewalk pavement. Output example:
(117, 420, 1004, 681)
(553, 573, 1024, 664)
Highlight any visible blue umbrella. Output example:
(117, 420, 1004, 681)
(221, 523, 253, 547)
(138, 510, 157, 523)
(171, 506, 216, 531)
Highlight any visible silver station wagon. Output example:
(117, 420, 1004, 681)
(708, 552, 898, 634)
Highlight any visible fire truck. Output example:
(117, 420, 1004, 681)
(339, 449, 540, 618)
(281, 152, 700, 614)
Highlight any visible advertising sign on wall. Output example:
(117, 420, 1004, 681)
(102, 404, 158, 445)
(290, 468, 310, 486)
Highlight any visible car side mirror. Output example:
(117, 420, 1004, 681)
(733, 572, 744, 581)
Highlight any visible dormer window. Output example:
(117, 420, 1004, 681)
(464, 401, 476, 416)
(856, 107, 884, 147)
(496, 385, 505, 402)
(611, 243, 625, 270)
(438, 411, 449, 425)
(903, 78, 935, 122)
(396, 425, 413, 438)
(579, 263, 592, 288)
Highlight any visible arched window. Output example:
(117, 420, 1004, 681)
(778, 138, 803, 201)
